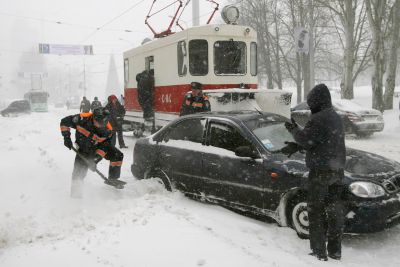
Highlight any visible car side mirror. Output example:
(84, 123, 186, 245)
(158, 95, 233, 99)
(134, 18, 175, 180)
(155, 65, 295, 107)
(235, 146, 259, 159)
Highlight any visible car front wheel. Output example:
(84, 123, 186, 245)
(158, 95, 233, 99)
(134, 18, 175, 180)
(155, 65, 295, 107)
(289, 197, 310, 239)
(146, 169, 173, 192)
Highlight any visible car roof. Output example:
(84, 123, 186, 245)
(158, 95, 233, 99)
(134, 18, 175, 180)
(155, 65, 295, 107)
(11, 99, 29, 104)
(180, 110, 288, 123)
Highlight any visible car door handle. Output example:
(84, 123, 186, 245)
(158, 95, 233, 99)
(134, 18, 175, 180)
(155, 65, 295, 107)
(163, 153, 172, 158)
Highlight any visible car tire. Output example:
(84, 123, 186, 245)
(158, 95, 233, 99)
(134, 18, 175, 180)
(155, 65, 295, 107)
(288, 196, 310, 239)
(133, 129, 143, 138)
(356, 131, 373, 138)
(146, 169, 172, 191)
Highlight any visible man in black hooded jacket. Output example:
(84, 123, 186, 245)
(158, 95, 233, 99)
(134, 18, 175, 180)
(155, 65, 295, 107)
(284, 84, 346, 261)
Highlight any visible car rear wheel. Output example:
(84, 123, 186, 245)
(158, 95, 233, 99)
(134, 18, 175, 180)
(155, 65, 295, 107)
(289, 196, 310, 239)
(133, 129, 143, 138)
(356, 131, 373, 138)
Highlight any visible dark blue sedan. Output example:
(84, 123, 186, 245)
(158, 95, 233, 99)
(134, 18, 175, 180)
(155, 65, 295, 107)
(132, 111, 400, 238)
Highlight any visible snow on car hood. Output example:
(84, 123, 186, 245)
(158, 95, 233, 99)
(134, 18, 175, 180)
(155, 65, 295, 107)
(345, 148, 400, 178)
(275, 148, 400, 180)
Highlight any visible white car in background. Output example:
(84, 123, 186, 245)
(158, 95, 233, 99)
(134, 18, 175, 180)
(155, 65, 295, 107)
(291, 99, 384, 137)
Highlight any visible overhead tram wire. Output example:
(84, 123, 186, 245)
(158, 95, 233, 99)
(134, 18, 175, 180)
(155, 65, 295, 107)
(0, 11, 140, 34)
(79, 0, 147, 44)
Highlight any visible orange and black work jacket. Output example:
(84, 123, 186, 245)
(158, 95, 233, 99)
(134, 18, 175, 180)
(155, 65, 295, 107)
(60, 113, 113, 153)
(179, 93, 211, 116)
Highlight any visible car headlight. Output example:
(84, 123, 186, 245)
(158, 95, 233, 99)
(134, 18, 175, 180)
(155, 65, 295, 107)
(349, 181, 385, 198)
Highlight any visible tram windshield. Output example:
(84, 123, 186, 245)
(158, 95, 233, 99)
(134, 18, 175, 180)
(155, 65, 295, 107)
(30, 92, 48, 103)
(189, 39, 208, 76)
(214, 41, 246, 75)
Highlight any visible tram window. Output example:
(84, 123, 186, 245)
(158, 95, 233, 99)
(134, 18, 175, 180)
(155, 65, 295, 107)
(250, 42, 257, 76)
(214, 40, 246, 75)
(124, 58, 129, 84)
(177, 41, 187, 76)
(189, 39, 208, 76)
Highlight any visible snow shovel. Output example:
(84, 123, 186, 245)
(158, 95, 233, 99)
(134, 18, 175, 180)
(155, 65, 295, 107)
(71, 147, 126, 189)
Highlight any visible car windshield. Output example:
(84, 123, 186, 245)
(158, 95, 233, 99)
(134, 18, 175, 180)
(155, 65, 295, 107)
(247, 120, 294, 152)
(30, 93, 47, 103)
(9, 101, 21, 108)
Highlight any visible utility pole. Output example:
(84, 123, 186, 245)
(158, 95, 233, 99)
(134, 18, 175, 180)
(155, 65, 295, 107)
(192, 0, 200, 26)
(309, 0, 315, 89)
(83, 58, 87, 97)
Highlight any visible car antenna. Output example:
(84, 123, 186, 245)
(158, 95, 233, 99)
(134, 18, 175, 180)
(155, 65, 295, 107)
(243, 98, 263, 114)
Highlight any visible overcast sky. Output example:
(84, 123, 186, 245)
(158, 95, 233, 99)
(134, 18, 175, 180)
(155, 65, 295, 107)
(0, 0, 229, 98)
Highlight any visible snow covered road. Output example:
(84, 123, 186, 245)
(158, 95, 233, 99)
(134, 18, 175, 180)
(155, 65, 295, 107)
(1, 107, 400, 267)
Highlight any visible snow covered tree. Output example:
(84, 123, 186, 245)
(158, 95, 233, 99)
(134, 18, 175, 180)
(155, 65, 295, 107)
(365, 0, 390, 112)
(318, 0, 371, 100)
(383, 0, 400, 110)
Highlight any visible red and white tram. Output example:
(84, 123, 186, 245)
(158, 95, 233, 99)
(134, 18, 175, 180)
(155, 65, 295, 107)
(122, 4, 291, 135)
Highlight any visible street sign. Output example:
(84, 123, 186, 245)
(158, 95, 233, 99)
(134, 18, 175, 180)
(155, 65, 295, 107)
(294, 27, 309, 54)
(39, 43, 93, 55)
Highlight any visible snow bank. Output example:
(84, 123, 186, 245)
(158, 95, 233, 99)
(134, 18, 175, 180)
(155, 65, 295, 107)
(1, 99, 400, 266)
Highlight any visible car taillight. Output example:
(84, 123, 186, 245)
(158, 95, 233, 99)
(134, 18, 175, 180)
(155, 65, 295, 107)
(346, 112, 363, 122)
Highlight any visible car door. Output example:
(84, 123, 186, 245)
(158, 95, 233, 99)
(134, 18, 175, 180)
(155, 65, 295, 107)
(157, 117, 206, 194)
(202, 119, 265, 210)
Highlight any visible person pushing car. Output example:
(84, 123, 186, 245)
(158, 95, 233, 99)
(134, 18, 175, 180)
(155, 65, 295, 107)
(284, 84, 346, 261)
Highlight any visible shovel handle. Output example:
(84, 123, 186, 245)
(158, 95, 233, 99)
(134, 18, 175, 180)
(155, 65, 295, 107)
(71, 147, 108, 181)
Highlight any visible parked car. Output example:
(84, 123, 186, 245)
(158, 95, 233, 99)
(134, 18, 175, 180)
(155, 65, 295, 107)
(291, 99, 384, 137)
(132, 111, 400, 238)
(1, 100, 31, 117)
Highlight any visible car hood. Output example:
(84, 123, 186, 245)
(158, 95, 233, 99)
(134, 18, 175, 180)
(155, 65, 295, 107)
(352, 109, 382, 116)
(276, 148, 400, 182)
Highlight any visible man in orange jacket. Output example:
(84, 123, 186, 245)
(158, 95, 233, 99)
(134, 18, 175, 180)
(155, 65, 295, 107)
(60, 108, 124, 197)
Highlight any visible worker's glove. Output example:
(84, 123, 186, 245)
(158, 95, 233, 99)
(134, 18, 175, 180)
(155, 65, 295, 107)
(279, 141, 303, 158)
(284, 118, 298, 133)
(64, 137, 73, 150)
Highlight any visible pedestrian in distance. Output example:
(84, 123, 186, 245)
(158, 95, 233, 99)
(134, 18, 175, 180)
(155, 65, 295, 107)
(91, 96, 102, 111)
(179, 82, 211, 116)
(105, 95, 128, 149)
(283, 84, 346, 261)
(80, 96, 91, 113)
(60, 107, 124, 198)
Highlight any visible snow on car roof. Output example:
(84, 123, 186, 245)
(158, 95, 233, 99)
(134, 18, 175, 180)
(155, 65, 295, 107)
(332, 98, 366, 112)
(203, 88, 291, 94)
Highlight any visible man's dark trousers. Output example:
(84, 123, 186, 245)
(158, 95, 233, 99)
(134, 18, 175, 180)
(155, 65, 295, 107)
(307, 169, 344, 257)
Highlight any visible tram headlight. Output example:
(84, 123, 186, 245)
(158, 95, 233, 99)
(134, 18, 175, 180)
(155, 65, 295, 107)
(221, 5, 240, 25)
